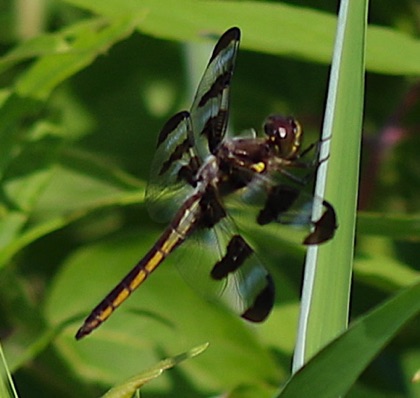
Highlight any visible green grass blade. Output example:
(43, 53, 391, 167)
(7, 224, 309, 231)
(280, 280, 420, 397)
(0, 342, 18, 398)
(101, 343, 208, 398)
(293, 0, 367, 370)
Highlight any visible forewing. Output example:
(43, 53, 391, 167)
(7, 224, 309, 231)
(146, 27, 240, 223)
(146, 111, 200, 223)
(190, 27, 240, 158)
(172, 215, 274, 322)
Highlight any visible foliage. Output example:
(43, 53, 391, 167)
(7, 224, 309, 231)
(0, 1, 419, 397)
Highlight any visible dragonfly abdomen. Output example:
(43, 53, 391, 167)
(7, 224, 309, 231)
(75, 195, 202, 339)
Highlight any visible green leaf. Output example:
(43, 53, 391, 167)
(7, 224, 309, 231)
(355, 251, 420, 292)
(63, 0, 420, 75)
(0, 159, 144, 268)
(0, 34, 70, 75)
(0, 123, 65, 264)
(278, 281, 420, 398)
(294, 0, 367, 368)
(101, 343, 208, 398)
(15, 15, 141, 100)
(357, 212, 420, 239)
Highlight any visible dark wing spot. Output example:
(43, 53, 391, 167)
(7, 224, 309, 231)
(177, 155, 200, 186)
(257, 185, 300, 225)
(303, 200, 338, 245)
(208, 27, 240, 64)
(198, 187, 227, 229)
(159, 137, 191, 176)
(211, 235, 253, 280)
(241, 275, 275, 323)
(157, 111, 190, 147)
(198, 71, 231, 108)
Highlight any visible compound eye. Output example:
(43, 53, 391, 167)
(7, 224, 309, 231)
(263, 115, 302, 158)
(264, 115, 293, 137)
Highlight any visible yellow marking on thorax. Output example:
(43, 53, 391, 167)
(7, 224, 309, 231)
(251, 162, 266, 173)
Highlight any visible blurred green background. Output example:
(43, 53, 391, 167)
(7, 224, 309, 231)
(0, 1, 419, 397)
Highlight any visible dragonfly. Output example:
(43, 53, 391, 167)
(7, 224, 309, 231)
(75, 27, 337, 340)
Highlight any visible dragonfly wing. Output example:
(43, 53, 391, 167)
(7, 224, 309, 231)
(190, 27, 240, 157)
(146, 28, 240, 222)
(173, 214, 274, 322)
(146, 111, 201, 223)
(234, 171, 337, 245)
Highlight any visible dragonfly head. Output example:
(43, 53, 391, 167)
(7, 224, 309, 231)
(263, 115, 303, 159)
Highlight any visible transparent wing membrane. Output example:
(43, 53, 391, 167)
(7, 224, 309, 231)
(172, 216, 274, 322)
(146, 112, 198, 223)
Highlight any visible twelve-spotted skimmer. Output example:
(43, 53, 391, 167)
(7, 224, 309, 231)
(76, 27, 337, 339)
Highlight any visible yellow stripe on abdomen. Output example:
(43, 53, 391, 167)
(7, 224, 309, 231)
(108, 232, 181, 310)
(76, 194, 201, 339)
(75, 227, 187, 339)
